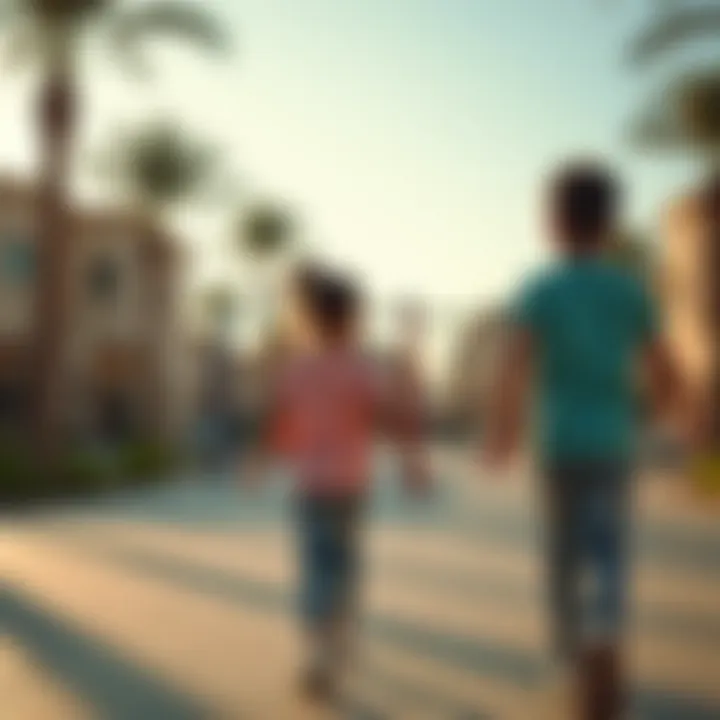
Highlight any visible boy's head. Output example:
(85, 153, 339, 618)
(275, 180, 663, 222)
(295, 263, 361, 345)
(547, 161, 620, 253)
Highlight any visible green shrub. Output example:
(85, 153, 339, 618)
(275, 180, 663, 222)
(118, 441, 178, 482)
(57, 448, 117, 494)
(1, 439, 120, 503)
(0, 442, 40, 502)
(1, 436, 182, 504)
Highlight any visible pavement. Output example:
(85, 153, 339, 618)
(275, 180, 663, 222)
(1, 452, 720, 719)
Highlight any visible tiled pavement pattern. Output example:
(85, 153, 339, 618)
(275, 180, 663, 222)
(2, 454, 719, 719)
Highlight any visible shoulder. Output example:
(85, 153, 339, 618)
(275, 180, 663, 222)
(275, 353, 314, 389)
(597, 263, 651, 303)
(518, 264, 565, 302)
(513, 265, 562, 325)
(595, 264, 658, 335)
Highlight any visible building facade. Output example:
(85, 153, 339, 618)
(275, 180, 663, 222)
(661, 194, 712, 404)
(445, 307, 508, 430)
(0, 177, 192, 444)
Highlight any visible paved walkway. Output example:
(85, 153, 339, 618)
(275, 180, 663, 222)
(2, 457, 720, 719)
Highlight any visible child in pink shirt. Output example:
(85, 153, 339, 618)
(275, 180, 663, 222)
(252, 265, 428, 701)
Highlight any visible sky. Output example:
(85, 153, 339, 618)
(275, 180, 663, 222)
(0, 0, 701, 369)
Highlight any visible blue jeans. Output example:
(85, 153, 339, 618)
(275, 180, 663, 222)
(544, 460, 630, 660)
(296, 495, 363, 629)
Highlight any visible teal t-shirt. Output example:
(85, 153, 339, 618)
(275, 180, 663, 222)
(515, 258, 658, 462)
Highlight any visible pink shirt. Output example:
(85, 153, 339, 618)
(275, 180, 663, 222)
(271, 349, 416, 497)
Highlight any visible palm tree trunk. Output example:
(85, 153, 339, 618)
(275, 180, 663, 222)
(141, 221, 174, 446)
(32, 67, 76, 469)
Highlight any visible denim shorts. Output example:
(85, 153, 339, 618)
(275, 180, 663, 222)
(295, 494, 364, 628)
(543, 459, 631, 658)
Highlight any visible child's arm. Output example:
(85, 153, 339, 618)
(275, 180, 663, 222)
(643, 340, 682, 418)
(238, 404, 273, 487)
(482, 326, 534, 469)
(643, 338, 699, 444)
(636, 280, 700, 445)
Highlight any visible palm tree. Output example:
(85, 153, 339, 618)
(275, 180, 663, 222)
(236, 200, 295, 328)
(626, 3, 720, 450)
(99, 120, 220, 440)
(238, 202, 295, 260)
(99, 120, 218, 214)
(0, 0, 229, 464)
(234, 200, 296, 396)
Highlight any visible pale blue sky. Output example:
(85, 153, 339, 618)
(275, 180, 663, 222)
(0, 0, 699, 364)
(201, 0, 694, 301)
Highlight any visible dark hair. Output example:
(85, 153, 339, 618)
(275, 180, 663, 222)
(549, 161, 620, 247)
(295, 263, 360, 340)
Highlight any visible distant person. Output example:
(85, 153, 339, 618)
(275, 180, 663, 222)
(483, 162, 686, 720)
(196, 342, 236, 470)
(244, 265, 429, 702)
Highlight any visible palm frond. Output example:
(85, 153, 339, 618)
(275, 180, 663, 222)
(98, 120, 219, 208)
(239, 203, 295, 259)
(629, 98, 687, 152)
(109, 0, 230, 77)
(24, 0, 109, 22)
(629, 69, 720, 154)
(630, 8, 720, 65)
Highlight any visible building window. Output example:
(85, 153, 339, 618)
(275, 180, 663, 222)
(0, 236, 35, 285)
(0, 384, 29, 428)
(87, 256, 121, 302)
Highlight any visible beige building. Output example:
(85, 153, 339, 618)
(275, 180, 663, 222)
(0, 177, 192, 443)
(446, 308, 508, 428)
(661, 194, 712, 403)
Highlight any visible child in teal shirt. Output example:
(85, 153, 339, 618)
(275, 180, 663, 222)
(485, 162, 684, 720)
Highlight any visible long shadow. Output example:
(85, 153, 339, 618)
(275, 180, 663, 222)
(442, 508, 720, 578)
(56, 537, 720, 720)
(47, 513, 720, 651)
(0, 586, 213, 720)
(634, 690, 720, 720)
(32, 474, 720, 578)
(68, 539, 542, 684)
(379, 556, 720, 648)
(51, 538, 520, 717)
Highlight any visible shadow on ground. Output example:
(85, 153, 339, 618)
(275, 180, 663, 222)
(0, 586, 212, 720)
(43, 532, 720, 720)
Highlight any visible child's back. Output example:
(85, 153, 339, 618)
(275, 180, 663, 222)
(487, 162, 679, 720)
(266, 265, 427, 701)
(519, 258, 655, 462)
(276, 347, 380, 497)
